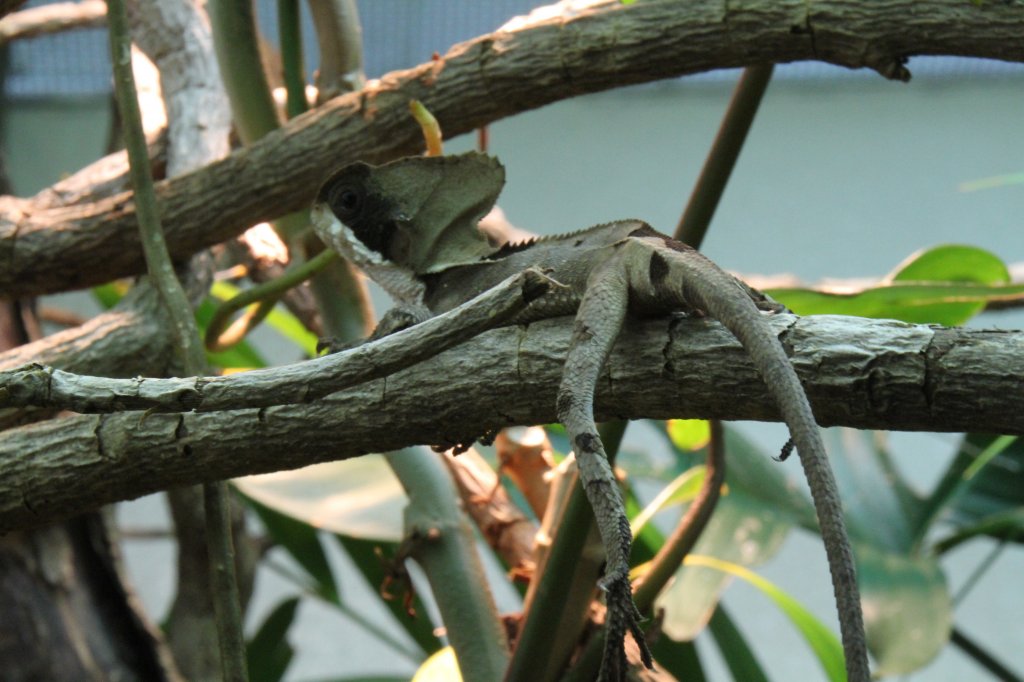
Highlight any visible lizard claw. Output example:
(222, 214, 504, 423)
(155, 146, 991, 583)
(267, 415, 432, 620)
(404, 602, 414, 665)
(316, 336, 355, 354)
(598, 574, 653, 681)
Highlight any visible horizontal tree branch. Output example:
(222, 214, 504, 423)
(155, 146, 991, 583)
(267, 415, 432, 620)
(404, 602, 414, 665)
(0, 1, 105, 44)
(2, 0, 1022, 297)
(1, 313, 1021, 531)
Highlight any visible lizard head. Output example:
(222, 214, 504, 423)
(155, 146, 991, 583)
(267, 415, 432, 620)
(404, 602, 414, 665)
(312, 152, 505, 279)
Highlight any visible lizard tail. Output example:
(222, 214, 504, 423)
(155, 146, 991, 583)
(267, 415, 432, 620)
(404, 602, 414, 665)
(679, 259, 871, 682)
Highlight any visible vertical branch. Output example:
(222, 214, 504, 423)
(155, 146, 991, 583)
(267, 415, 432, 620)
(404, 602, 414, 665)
(207, 0, 279, 144)
(207, 0, 373, 341)
(674, 65, 774, 249)
(506, 423, 628, 681)
(107, 0, 204, 373)
(106, 2, 248, 681)
(277, 0, 308, 118)
(386, 448, 511, 680)
(307, 0, 365, 101)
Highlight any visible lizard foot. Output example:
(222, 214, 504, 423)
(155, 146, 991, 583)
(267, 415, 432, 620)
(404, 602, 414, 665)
(598, 572, 653, 681)
(316, 336, 357, 355)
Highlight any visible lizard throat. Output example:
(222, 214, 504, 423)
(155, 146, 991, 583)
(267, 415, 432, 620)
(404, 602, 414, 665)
(312, 204, 426, 304)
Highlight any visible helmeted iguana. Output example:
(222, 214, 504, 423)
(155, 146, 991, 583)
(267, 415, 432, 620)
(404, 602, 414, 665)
(311, 152, 869, 682)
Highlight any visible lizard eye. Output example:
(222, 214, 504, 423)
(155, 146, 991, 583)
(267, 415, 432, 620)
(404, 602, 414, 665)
(330, 186, 363, 221)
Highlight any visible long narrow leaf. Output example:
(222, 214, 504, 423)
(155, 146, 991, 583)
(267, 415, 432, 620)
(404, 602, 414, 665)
(247, 597, 300, 682)
(242, 497, 340, 605)
(708, 605, 770, 682)
(685, 555, 845, 682)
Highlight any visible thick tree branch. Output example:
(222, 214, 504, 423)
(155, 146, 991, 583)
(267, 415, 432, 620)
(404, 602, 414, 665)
(1, 0, 1022, 297)
(1, 313, 1021, 531)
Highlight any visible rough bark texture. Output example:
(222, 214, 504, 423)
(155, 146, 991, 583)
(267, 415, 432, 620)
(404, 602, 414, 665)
(0, 150, 179, 680)
(1, 313, 1021, 532)
(0, 516, 180, 682)
(1, 0, 1022, 298)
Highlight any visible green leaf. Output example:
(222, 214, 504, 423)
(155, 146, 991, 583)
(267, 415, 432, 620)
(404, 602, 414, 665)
(959, 171, 1024, 192)
(234, 457, 407, 542)
(195, 296, 267, 369)
(933, 508, 1024, 554)
(666, 419, 711, 451)
(708, 606, 769, 682)
(769, 244, 1018, 325)
(658, 423, 811, 526)
(769, 281, 1024, 326)
(822, 429, 921, 552)
(655, 492, 791, 641)
(333, 535, 439, 655)
(713, 428, 815, 526)
(817, 430, 951, 673)
(264, 303, 320, 356)
(630, 465, 705, 536)
(92, 281, 129, 309)
(926, 434, 1024, 545)
(686, 554, 845, 682)
(246, 597, 300, 682)
(889, 244, 1009, 284)
(857, 544, 951, 675)
(209, 281, 320, 357)
(241, 496, 340, 604)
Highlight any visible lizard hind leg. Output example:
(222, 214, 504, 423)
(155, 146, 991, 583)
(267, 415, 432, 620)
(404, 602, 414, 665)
(555, 257, 653, 680)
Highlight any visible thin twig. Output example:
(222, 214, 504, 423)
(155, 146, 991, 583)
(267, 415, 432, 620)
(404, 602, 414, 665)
(276, 0, 308, 119)
(106, 2, 247, 679)
(950, 627, 1023, 682)
(205, 249, 337, 351)
(674, 65, 774, 249)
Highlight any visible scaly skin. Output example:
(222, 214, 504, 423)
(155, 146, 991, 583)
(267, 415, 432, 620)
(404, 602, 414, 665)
(312, 153, 869, 682)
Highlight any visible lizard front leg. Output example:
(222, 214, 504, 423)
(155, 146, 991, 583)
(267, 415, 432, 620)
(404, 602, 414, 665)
(555, 254, 654, 680)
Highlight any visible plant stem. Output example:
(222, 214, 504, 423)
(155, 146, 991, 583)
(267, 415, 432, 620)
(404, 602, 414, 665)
(386, 448, 511, 680)
(507, 423, 626, 681)
(206, 249, 338, 351)
(207, 0, 279, 144)
(634, 420, 725, 610)
(674, 64, 774, 249)
(208, 0, 372, 341)
(950, 627, 1022, 682)
(106, 1, 247, 680)
(277, 0, 308, 118)
(307, 0, 365, 100)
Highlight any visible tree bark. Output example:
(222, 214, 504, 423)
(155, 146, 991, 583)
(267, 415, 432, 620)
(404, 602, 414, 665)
(0, 150, 179, 682)
(1, 0, 1022, 297)
(1, 313, 1021, 532)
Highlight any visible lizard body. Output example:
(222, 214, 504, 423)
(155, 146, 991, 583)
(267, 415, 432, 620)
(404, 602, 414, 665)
(312, 152, 868, 682)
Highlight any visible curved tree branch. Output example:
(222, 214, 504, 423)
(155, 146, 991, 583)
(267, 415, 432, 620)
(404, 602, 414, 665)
(1, 0, 1022, 297)
(1, 313, 1021, 531)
